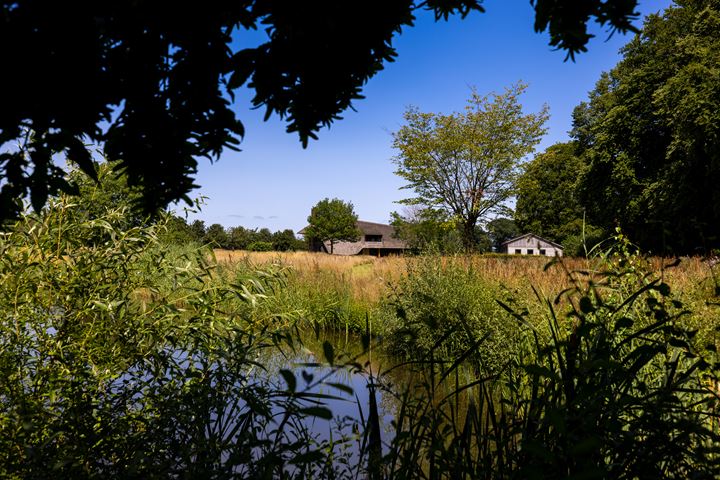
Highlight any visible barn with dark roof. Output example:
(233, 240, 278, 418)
(300, 220, 408, 256)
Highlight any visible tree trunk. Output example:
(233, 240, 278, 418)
(461, 217, 478, 252)
(330, 240, 334, 254)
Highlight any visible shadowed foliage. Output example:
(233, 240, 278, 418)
(572, 0, 720, 254)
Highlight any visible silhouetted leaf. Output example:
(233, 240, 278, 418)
(298, 407, 332, 420)
(279, 369, 296, 392)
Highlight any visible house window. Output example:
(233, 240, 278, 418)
(539, 249, 546, 256)
(514, 249, 521, 254)
(365, 234, 382, 242)
(527, 249, 534, 255)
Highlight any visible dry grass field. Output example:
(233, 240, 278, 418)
(213, 249, 718, 308)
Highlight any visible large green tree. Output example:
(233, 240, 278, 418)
(514, 142, 606, 255)
(0, 1, 641, 222)
(390, 207, 464, 253)
(514, 142, 588, 239)
(304, 198, 360, 254)
(573, 0, 720, 254)
(392, 83, 548, 249)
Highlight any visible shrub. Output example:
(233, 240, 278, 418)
(383, 255, 520, 372)
(247, 240, 273, 252)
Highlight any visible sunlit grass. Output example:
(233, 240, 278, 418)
(214, 249, 716, 308)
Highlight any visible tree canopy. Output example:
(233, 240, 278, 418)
(0, 1, 641, 222)
(572, 0, 720, 254)
(392, 83, 548, 249)
(304, 198, 360, 254)
(514, 142, 605, 256)
(390, 207, 464, 253)
(487, 218, 519, 252)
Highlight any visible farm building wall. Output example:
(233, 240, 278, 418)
(502, 234, 563, 257)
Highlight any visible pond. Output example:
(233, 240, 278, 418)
(257, 328, 486, 459)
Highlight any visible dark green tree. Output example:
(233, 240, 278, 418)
(0, 1, 641, 222)
(572, 0, 720, 254)
(189, 220, 207, 243)
(304, 198, 360, 254)
(159, 215, 197, 245)
(514, 142, 597, 240)
(256, 228, 273, 244)
(487, 217, 519, 252)
(204, 223, 228, 248)
(272, 229, 299, 251)
(227, 226, 252, 250)
(392, 84, 548, 250)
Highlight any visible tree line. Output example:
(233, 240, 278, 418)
(517, 0, 719, 256)
(391, 0, 719, 256)
(167, 218, 306, 252)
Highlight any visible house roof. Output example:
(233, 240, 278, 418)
(501, 233, 564, 249)
(300, 220, 408, 255)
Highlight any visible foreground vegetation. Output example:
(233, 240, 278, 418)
(2, 196, 720, 478)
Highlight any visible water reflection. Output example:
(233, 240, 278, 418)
(258, 329, 486, 457)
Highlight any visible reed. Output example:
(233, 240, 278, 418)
(214, 250, 719, 344)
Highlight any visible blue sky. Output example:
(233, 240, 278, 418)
(184, 0, 674, 233)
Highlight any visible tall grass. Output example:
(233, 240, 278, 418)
(218, 249, 720, 351)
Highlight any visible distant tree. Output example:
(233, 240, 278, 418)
(572, 1, 720, 254)
(247, 241, 273, 252)
(272, 229, 299, 252)
(189, 220, 207, 243)
(487, 218, 519, 252)
(227, 226, 252, 250)
(0, 2, 641, 222)
(515, 142, 588, 239)
(474, 227, 493, 253)
(204, 223, 228, 248)
(514, 142, 605, 256)
(159, 215, 197, 245)
(256, 228, 273, 244)
(392, 83, 548, 250)
(304, 198, 360, 254)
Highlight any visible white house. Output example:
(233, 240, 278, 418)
(501, 233, 563, 257)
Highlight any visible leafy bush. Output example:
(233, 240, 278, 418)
(383, 255, 521, 372)
(247, 240, 273, 252)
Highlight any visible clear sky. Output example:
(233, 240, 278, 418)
(184, 0, 674, 233)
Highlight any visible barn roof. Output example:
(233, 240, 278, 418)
(300, 220, 407, 255)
